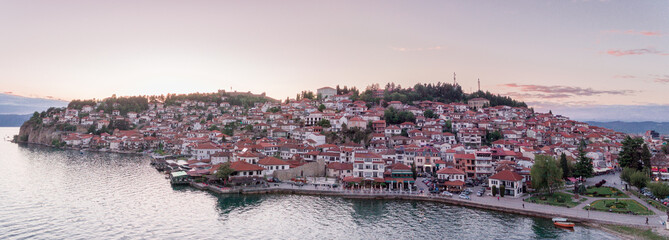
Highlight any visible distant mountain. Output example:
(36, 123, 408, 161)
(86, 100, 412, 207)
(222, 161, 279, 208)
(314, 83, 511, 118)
(0, 114, 31, 127)
(0, 93, 67, 114)
(586, 121, 669, 135)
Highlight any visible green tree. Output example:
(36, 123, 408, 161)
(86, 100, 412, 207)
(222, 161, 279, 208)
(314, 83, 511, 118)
(500, 184, 506, 197)
(630, 171, 650, 190)
(530, 155, 564, 194)
(215, 163, 235, 181)
(492, 185, 498, 196)
(573, 140, 593, 178)
(86, 124, 97, 134)
(383, 107, 415, 124)
(559, 153, 571, 179)
(423, 109, 437, 119)
(648, 182, 669, 199)
(619, 136, 649, 171)
(485, 130, 502, 145)
(316, 119, 331, 128)
(318, 104, 326, 112)
(621, 167, 635, 183)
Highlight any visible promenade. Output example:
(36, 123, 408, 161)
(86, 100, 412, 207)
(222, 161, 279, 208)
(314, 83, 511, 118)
(192, 174, 669, 231)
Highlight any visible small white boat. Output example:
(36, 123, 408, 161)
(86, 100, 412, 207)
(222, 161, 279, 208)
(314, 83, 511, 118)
(552, 217, 568, 222)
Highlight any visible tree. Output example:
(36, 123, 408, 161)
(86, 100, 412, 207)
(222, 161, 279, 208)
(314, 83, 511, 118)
(573, 140, 593, 178)
(383, 107, 415, 124)
(619, 136, 649, 171)
(530, 155, 564, 194)
(423, 109, 437, 119)
(492, 185, 498, 196)
(648, 182, 669, 199)
(485, 130, 502, 145)
(316, 119, 331, 128)
(86, 124, 97, 134)
(621, 167, 635, 183)
(318, 104, 326, 112)
(630, 171, 650, 190)
(215, 163, 235, 181)
(559, 153, 571, 179)
(500, 184, 506, 197)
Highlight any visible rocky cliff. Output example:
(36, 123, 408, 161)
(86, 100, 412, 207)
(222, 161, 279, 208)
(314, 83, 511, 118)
(18, 122, 62, 146)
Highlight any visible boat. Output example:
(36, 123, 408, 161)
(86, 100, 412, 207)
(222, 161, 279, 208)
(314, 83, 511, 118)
(552, 217, 575, 228)
(554, 221, 575, 228)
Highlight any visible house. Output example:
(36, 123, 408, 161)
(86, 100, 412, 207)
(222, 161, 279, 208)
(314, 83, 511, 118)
(436, 167, 466, 192)
(348, 117, 367, 129)
(384, 125, 401, 136)
(488, 170, 524, 197)
(353, 152, 385, 178)
(372, 120, 386, 133)
(326, 162, 354, 179)
(227, 161, 265, 178)
(193, 142, 221, 160)
(384, 163, 415, 190)
(436, 167, 466, 182)
(257, 157, 290, 175)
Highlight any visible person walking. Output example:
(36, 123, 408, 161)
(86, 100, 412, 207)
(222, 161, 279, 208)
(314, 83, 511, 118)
(646, 217, 649, 225)
(522, 203, 525, 208)
(497, 196, 500, 201)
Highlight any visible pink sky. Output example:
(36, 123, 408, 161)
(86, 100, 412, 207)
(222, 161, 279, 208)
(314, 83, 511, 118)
(0, 1, 667, 119)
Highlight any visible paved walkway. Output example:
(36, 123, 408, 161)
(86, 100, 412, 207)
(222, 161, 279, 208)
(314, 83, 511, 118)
(251, 180, 666, 228)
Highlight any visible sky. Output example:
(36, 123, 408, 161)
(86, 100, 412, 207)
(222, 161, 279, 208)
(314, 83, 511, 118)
(0, 1, 667, 121)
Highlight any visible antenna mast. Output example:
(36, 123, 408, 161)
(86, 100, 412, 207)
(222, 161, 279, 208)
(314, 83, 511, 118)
(478, 78, 480, 92)
(453, 72, 457, 86)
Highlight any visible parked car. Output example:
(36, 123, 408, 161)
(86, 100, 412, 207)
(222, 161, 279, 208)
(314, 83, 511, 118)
(459, 194, 471, 200)
(441, 191, 453, 197)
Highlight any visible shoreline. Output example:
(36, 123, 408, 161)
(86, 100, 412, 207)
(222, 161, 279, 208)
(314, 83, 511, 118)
(189, 182, 665, 239)
(189, 182, 659, 230)
(16, 141, 146, 156)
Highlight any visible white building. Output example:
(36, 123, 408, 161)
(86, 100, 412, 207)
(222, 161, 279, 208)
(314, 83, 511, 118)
(488, 170, 524, 197)
(317, 87, 337, 99)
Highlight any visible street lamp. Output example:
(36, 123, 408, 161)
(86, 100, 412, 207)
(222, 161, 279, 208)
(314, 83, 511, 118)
(586, 204, 591, 218)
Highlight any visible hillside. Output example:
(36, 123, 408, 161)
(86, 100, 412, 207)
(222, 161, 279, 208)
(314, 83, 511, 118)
(586, 121, 669, 135)
(339, 82, 527, 108)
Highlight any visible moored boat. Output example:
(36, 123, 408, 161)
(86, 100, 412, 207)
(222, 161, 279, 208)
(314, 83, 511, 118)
(552, 217, 575, 228)
(554, 221, 575, 228)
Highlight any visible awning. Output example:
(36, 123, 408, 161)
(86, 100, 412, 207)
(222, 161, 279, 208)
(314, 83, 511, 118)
(170, 171, 188, 177)
(385, 178, 415, 183)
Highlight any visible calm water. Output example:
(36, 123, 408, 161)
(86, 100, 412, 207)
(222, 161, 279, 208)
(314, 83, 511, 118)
(0, 127, 616, 240)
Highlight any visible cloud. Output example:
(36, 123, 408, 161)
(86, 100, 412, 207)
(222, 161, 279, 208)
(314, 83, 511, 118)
(613, 75, 635, 79)
(390, 46, 443, 52)
(500, 83, 636, 97)
(654, 75, 669, 83)
(605, 48, 668, 56)
(603, 30, 662, 36)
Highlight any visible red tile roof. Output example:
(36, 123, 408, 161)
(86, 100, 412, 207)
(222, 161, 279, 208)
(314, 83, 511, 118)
(230, 161, 265, 172)
(489, 170, 523, 181)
